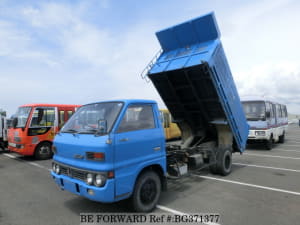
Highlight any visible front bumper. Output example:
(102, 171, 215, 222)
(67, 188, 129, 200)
(247, 129, 270, 141)
(8, 142, 35, 155)
(51, 171, 115, 203)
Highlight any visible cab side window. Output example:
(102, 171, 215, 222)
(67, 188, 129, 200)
(117, 105, 155, 133)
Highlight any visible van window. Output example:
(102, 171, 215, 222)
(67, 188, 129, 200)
(118, 105, 155, 133)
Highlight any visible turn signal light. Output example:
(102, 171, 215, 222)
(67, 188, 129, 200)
(86, 152, 105, 161)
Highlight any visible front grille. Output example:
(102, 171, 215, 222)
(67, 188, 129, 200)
(72, 169, 86, 181)
(60, 166, 69, 175)
(60, 165, 86, 182)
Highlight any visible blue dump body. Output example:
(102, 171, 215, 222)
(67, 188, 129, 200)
(148, 12, 249, 152)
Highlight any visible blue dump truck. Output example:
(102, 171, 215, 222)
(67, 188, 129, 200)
(51, 13, 249, 212)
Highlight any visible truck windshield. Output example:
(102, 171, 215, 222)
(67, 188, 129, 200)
(14, 107, 32, 128)
(61, 102, 123, 134)
(242, 101, 266, 121)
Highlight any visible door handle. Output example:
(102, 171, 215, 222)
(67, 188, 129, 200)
(153, 146, 161, 151)
(119, 138, 129, 142)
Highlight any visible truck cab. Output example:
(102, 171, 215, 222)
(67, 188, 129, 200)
(52, 100, 166, 212)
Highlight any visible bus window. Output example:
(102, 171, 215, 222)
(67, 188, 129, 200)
(67, 111, 73, 120)
(275, 104, 281, 118)
(271, 103, 276, 119)
(59, 111, 65, 128)
(283, 105, 288, 117)
(265, 102, 271, 119)
(30, 108, 55, 127)
(280, 105, 286, 118)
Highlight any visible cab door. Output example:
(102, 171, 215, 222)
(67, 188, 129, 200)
(113, 104, 164, 198)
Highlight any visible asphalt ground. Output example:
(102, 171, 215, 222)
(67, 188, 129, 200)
(0, 124, 300, 225)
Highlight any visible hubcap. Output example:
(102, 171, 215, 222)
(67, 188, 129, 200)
(140, 179, 157, 204)
(40, 145, 50, 155)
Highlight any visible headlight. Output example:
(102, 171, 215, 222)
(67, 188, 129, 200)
(55, 164, 60, 174)
(255, 131, 266, 136)
(94, 174, 106, 187)
(86, 173, 94, 185)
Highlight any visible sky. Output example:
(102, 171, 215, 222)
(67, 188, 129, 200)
(0, 0, 300, 115)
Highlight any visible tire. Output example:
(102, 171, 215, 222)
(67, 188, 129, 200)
(216, 148, 232, 176)
(34, 142, 53, 160)
(131, 171, 161, 212)
(209, 154, 218, 174)
(278, 133, 285, 143)
(265, 136, 273, 150)
(209, 164, 218, 174)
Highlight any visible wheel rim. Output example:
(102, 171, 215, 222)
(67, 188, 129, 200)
(140, 179, 157, 205)
(39, 145, 50, 155)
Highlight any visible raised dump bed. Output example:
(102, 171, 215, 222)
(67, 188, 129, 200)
(145, 12, 248, 153)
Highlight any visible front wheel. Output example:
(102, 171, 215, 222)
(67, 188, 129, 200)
(265, 136, 273, 150)
(131, 171, 161, 212)
(278, 133, 285, 143)
(34, 142, 53, 160)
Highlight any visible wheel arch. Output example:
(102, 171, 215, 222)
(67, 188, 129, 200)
(134, 164, 167, 192)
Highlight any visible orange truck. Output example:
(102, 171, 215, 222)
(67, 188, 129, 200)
(8, 103, 80, 159)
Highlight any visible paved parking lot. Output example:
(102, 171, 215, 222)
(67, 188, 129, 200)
(1, 124, 299, 225)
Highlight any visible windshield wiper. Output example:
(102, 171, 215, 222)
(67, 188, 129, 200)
(78, 129, 106, 136)
(77, 130, 95, 134)
(62, 129, 78, 133)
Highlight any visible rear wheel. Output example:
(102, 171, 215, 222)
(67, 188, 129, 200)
(131, 171, 161, 212)
(34, 142, 53, 160)
(210, 147, 232, 176)
(216, 148, 232, 176)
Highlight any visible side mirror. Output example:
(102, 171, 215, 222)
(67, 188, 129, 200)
(12, 117, 18, 128)
(98, 119, 107, 135)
